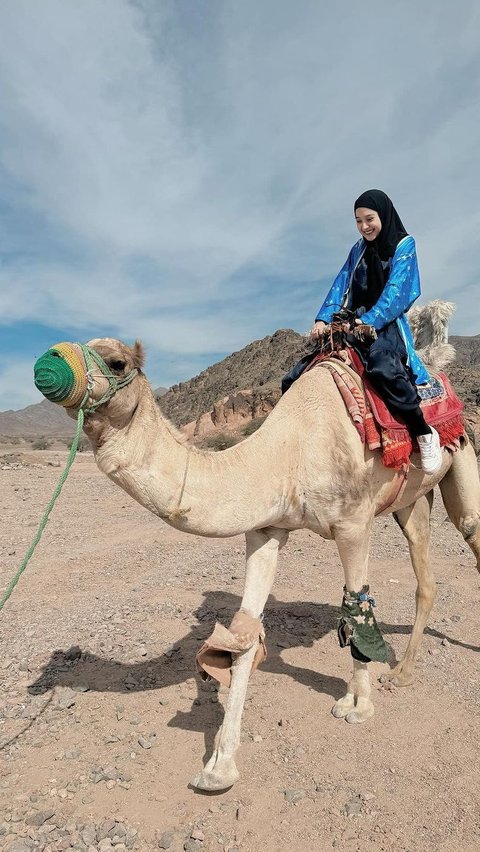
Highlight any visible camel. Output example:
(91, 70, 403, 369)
(35, 313, 480, 791)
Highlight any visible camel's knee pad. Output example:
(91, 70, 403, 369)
(337, 585, 388, 664)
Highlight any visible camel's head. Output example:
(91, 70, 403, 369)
(34, 337, 145, 429)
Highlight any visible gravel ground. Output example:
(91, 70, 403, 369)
(0, 451, 479, 852)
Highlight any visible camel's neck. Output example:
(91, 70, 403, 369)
(92, 378, 287, 537)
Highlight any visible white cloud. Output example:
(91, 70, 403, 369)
(0, 0, 479, 410)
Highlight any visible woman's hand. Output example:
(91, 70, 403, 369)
(310, 320, 329, 340)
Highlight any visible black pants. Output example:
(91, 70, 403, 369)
(360, 323, 430, 438)
(361, 322, 419, 411)
(281, 353, 313, 395)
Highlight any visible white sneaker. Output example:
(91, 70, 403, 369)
(417, 427, 443, 475)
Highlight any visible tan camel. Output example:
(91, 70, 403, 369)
(41, 321, 480, 791)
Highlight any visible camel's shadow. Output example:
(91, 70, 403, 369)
(27, 590, 477, 760)
(27, 591, 343, 761)
(28, 592, 344, 701)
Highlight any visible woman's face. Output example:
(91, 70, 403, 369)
(355, 207, 382, 241)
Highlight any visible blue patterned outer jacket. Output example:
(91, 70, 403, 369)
(315, 235, 430, 385)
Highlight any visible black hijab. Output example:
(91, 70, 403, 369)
(353, 189, 408, 307)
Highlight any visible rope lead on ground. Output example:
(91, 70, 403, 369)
(0, 409, 84, 612)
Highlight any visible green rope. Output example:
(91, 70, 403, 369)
(0, 408, 85, 612)
(79, 345, 138, 415)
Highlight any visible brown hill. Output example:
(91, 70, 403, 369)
(449, 335, 480, 367)
(158, 329, 307, 427)
(0, 387, 167, 438)
(0, 399, 75, 439)
(162, 331, 480, 451)
(160, 330, 480, 437)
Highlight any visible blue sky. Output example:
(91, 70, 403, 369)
(1, 0, 479, 410)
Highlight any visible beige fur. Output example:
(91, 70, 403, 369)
(54, 313, 480, 792)
(408, 300, 456, 371)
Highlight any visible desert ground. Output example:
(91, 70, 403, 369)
(0, 447, 479, 852)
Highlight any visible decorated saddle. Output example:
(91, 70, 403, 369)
(303, 344, 465, 471)
(347, 349, 465, 469)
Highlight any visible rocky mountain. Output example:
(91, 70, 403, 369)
(159, 330, 480, 443)
(157, 329, 307, 427)
(449, 335, 480, 367)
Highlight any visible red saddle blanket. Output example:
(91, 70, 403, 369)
(347, 349, 465, 469)
(306, 347, 465, 470)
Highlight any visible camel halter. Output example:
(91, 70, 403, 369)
(33, 342, 139, 414)
(0, 343, 139, 612)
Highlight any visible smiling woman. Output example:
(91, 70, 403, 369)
(286, 189, 443, 474)
(354, 207, 382, 241)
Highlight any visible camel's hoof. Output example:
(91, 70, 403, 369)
(191, 762, 239, 792)
(379, 669, 414, 688)
(345, 705, 374, 724)
(331, 696, 355, 719)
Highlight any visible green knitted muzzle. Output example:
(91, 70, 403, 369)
(34, 343, 89, 408)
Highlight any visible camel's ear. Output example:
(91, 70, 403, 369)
(131, 340, 145, 370)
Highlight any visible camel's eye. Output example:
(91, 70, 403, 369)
(108, 359, 126, 374)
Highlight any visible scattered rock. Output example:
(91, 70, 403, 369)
(284, 788, 306, 804)
(25, 809, 55, 827)
(97, 819, 117, 840)
(190, 828, 205, 841)
(81, 824, 97, 845)
(65, 646, 82, 662)
(55, 689, 77, 710)
(64, 748, 81, 759)
(157, 829, 175, 849)
(344, 796, 363, 816)
(5, 840, 34, 852)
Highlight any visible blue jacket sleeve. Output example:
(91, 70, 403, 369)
(315, 249, 353, 322)
(360, 236, 421, 330)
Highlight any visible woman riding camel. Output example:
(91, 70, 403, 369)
(309, 189, 442, 475)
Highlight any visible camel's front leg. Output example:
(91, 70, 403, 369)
(192, 527, 288, 791)
(331, 513, 378, 724)
(381, 491, 435, 687)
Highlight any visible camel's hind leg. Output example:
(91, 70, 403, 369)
(381, 491, 435, 687)
(192, 526, 288, 792)
(331, 513, 376, 724)
(439, 440, 480, 571)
